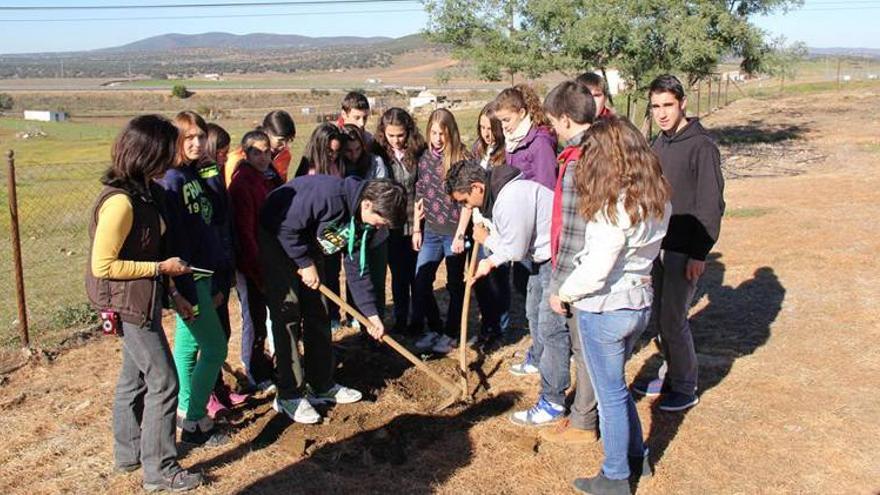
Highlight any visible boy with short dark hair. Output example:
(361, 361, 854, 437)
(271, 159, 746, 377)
(575, 72, 614, 119)
(632, 74, 725, 412)
(445, 159, 567, 427)
(337, 91, 373, 145)
(258, 176, 406, 424)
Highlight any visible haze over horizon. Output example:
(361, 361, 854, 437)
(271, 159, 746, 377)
(0, 0, 878, 55)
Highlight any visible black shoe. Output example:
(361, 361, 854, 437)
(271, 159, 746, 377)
(658, 391, 699, 412)
(572, 472, 631, 495)
(181, 425, 230, 447)
(143, 469, 203, 493)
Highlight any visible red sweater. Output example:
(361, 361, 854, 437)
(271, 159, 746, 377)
(228, 162, 283, 285)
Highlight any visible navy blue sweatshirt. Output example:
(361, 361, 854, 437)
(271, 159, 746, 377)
(260, 175, 381, 317)
(155, 163, 223, 306)
(197, 161, 235, 291)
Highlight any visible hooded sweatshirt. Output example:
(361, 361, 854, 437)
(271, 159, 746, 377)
(259, 175, 381, 316)
(481, 165, 553, 266)
(651, 119, 725, 260)
(505, 125, 558, 190)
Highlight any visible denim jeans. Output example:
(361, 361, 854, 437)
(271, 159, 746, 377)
(113, 296, 181, 483)
(473, 247, 510, 334)
(526, 260, 570, 406)
(412, 230, 465, 338)
(578, 307, 650, 480)
(387, 229, 417, 327)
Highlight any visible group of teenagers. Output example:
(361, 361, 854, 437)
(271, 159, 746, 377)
(86, 71, 724, 494)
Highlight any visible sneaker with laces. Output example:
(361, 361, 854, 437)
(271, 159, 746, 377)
(538, 417, 597, 444)
(658, 391, 699, 412)
(143, 469, 203, 493)
(309, 383, 363, 405)
(415, 331, 441, 350)
(431, 334, 457, 354)
(273, 396, 321, 424)
(510, 397, 565, 426)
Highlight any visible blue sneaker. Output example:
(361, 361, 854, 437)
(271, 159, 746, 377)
(509, 397, 565, 426)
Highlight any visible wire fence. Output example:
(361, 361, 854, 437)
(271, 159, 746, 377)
(0, 155, 106, 347)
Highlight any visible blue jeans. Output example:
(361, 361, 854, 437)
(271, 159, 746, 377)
(525, 260, 570, 406)
(578, 307, 650, 480)
(473, 247, 510, 335)
(412, 230, 465, 337)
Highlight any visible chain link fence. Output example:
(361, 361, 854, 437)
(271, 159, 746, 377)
(1, 155, 106, 347)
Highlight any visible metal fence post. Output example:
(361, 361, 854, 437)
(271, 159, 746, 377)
(6, 150, 29, 348)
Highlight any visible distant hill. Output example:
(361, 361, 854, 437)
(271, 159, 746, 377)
(809, 47, 880, 59)
(0, 33, 440, 79)
(100, 32, 393, 53)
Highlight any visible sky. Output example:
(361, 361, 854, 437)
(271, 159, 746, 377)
(0, 0, 878, 55)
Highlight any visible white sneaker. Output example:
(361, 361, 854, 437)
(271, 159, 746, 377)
(415, 331, 441, 350)
(273, 396, 321, 424)
(309, 383, 363, 405)
(431, 334, 457, 354)
(509, 361, 540, 376)
(509, 397, 565, 426)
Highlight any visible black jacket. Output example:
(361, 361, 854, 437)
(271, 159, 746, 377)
(652, 119, 725, 260)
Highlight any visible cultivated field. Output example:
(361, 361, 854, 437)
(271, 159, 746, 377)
(1, 85, 879, 494)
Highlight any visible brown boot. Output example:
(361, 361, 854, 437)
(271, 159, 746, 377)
(538, 417, 597, 444)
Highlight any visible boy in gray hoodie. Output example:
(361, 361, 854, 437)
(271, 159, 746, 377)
(446, 160, 570, 427)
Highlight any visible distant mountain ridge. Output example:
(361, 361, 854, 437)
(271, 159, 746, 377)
(808, 47, 880, 59)
(100, 32, 394, 53)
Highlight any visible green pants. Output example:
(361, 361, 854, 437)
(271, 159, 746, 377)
(173, 277, 228, 421)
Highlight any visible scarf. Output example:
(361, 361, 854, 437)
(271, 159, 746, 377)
(504, 114, 532, 153)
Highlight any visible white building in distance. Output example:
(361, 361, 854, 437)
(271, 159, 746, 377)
(24, 110, 67, 122)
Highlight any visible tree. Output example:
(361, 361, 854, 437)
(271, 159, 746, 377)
(427, 0, 802, 93)
(0, 93, 13, 110)
(424, 0, 551, 84)
(764, 36, 808, 91)
(170, 84, 191, 99)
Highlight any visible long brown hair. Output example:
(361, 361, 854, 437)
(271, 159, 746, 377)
(574, 117, 670, 225)
(373, 107, 426, 173)
(426, 108, 468, 173)
(495, 84, 550, 129)
(172, 110, 208, 166)
(473, 102, 506, 167)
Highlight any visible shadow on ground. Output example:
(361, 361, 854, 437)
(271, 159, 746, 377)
(632, 252, 785, 470)
(712, 121, 808, 145)
(234, 392, 520, 494)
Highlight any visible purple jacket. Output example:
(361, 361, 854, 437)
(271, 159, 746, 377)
(505, 126, 558, 190)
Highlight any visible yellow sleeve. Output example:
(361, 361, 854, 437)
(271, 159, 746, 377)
(91, 193, 160, 280)
(225, 148, 244, 187)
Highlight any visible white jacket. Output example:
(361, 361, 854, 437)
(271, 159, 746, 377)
(559, 197, 671, 313)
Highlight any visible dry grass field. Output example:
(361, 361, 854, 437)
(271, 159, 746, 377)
(1, 87, 879, 494)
